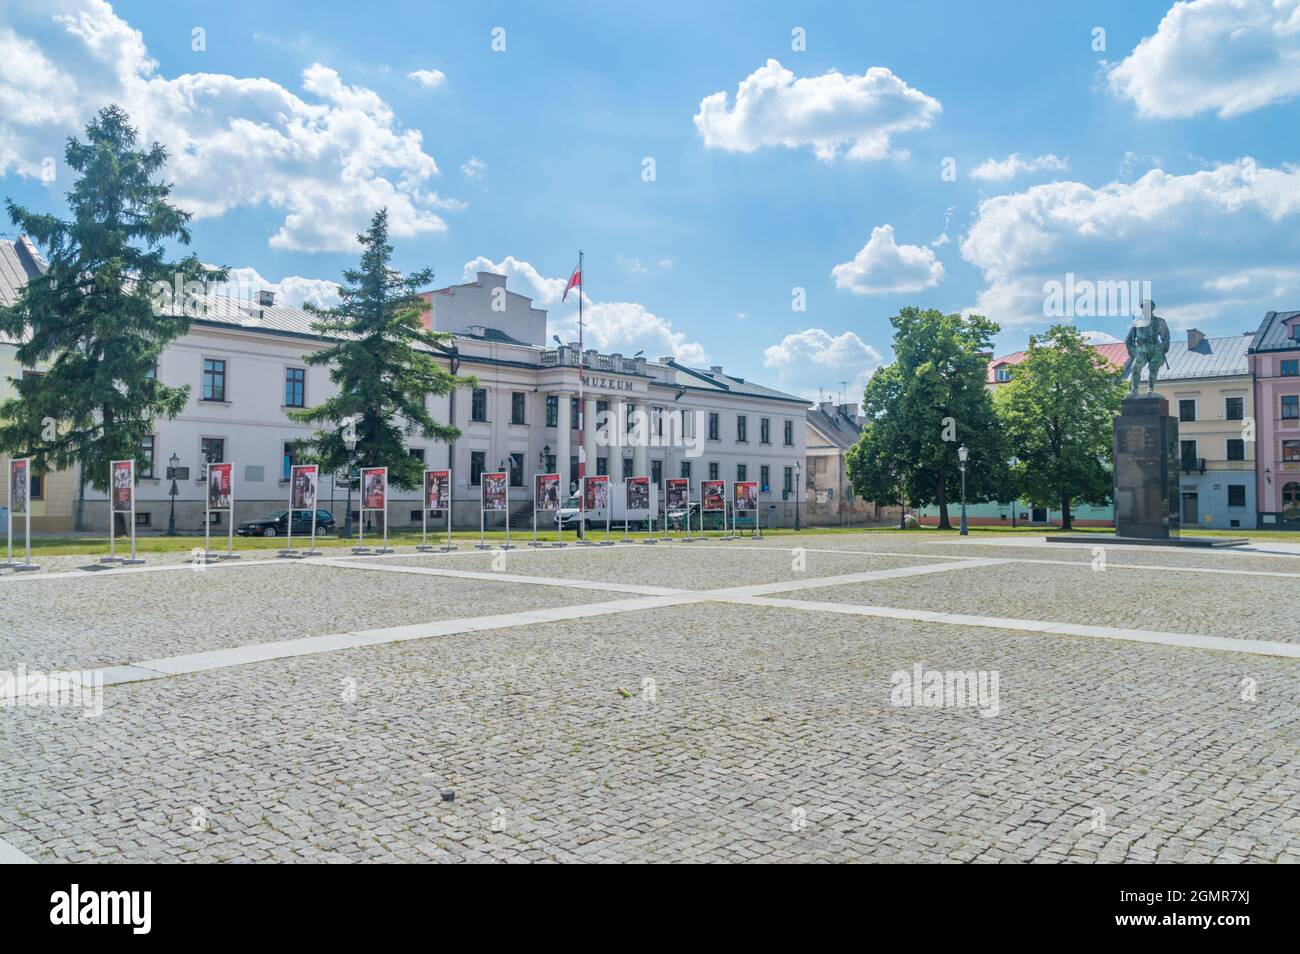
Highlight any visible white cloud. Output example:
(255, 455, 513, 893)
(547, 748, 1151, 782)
(460, 156, 486, 180)
(959, 159, 1300, 327)
(212, 266, 341, 310)
(831, 225, 945, 295)
(970, 153, 1069, 182)
(407, 68, 446, 89)
(1107, 0, 1300, 119)
(0, 1, 459, 252)
(762, 328, 883, 400)
(461, 256, 709, 364)
(1079, 329, 1120, 344)
(693, 58, 940, 161)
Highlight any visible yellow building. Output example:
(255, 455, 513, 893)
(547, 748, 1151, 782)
(0, 237, 76, 532)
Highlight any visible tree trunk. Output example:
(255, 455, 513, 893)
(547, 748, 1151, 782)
(74, 475, 86, 532)
(935, 470, 951, 530)
(1060, 491, 1073, 531)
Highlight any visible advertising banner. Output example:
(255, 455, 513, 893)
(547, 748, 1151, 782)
(626, 476, 650, 511)
(207, 462, 233, 511)
(535, 473, 561, 511)
(701, 479, 726, 512)
(425, 469, 450, 510)
(9, 459, 29, 515)
(481, 472, 508, 511)
(361, 467, 387, 511)
(583, 475, 609, 511)
(665, 478, 689, 510)
(111, 459, 134, 513)
(290, 464, 318, 510)
(734, 480, 759, 511)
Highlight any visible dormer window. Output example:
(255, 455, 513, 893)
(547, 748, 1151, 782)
(995, 365, 1012, 383)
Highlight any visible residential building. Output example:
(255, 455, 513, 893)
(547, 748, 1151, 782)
(804, 401, 897, 525)
(1248, 310, 1300, 529)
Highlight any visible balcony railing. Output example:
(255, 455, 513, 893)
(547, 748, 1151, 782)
(539, 347, 644, 374)
(1180, 457, 1206, 475)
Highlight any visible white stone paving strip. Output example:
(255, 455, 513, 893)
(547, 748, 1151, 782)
(0, 835, 37, 863)
(308, 557, 689, 596)
(707, 558, 1009, 597)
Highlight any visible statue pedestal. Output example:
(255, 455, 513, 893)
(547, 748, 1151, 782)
(1113, 394, 1179, 540)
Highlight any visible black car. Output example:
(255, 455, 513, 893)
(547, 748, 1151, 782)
(236, 509, 336, 537)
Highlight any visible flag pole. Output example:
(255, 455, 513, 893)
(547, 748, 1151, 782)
(576, 249, 584, 542)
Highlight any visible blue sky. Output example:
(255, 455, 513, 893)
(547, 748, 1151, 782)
(4, 1, 1300, 400)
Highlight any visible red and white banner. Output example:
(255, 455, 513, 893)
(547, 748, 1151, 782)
(626, 476, 650, 512)
(481, 472, 507, 511)
(535, 473, 561, 511)
(290, 464, 318, 510)
(665, 478, 689, 510)
(111, 459, 134, 513)
(701, 479, 725, 512)
(583, 474, 609, 511)
(425, 469, 450, 510)
(207, 462, 233, 511)
(8, 458, 30, 515)
(361, 467, 387, 511)
(733, 480, 759, 512)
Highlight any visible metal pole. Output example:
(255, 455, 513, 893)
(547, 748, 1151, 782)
(959, 464, 968, 536)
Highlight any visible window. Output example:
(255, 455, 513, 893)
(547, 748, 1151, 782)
(1227, 484, 1246, 507)
(1226, 438, 1245, 462)
(544, 454, 556, 474)
(995, 365, 1012, 383)
(408, 448, 425, 464)
(1178, 399, 1196, 422)
(471, 388, 488, 422)
(30, 467, 44, 501)
(783, 420, 794, 446)
(760, 465, 770, 491)
(1282, 394, 1300, 420)
(736, 464, 747, 482)
(760, 417, 771, 444)
(651, 460, 662, 486)
(284, 367, 305, 408)
(597, 456, 607, 476)
(783, 466, 793, 494)
(1283, 440, 1300, 463)
(1225, 396, 1244, 421)
(1284, 481, 1300, 517)
(1282, 359, 1299, 377)
(680, 460, 691, 480)
(281, 441, 301, 481)
(140, 435, 156, 478)
(511, 392, 527, 425)
(470, 451, 486, 485)
(708, 462, 719, 481)
(571, 397, 579, 427)
(736, 415, 748, 443)
(708, 413, 719, 441)
(1180, 440, 1198, 468)
(201, 437, 225, 475)
(545, 395, 558, 428)
(135, 512, 151, 527)
(510, 453, 524, 486)
(202, 358, 227, 402)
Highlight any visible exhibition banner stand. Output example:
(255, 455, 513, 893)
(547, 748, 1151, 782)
(626, 476, 656, 544)
(581, 475, 612, 545)
(419, 469, 454, 552)
(356, 466, 393, 554)
(733, 480, 761, 539)
(701, 479, 727, 540)
(532, 473, 562, 547)
(665, 478, 692, 543)
(477, 471, 512, 550)
(103, 458, 144, 564)
(279, 464, 321, 558)
(2, 457, 39, 571)
(203, 462, 239, 562)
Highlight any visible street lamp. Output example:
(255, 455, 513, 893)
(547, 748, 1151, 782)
(341, 420, 358, 539)
(166, 452, 180, 536)
(957, 444, 969, 536)
(794, 461, 802, 531)
(1008, 455, 1020, 529)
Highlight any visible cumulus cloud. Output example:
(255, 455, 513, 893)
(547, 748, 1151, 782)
(407, 68, 446, 89)
(211, 266, 342, 310)
(1080, 329, 1120, 344)
(461, 256, 709, 364)
(762, 328, 883, 400)
(0, 1, 459, 252)
(959, 159, 1300, 327)
(831, 225, 945, 295)
(970, 153, 1069, 182)
(693, 58, 940, 161)
(460, 157, 486, 180)
(1107, 0, 1300, 119)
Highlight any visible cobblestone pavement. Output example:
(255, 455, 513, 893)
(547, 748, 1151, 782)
(1, 533, 1298, 863)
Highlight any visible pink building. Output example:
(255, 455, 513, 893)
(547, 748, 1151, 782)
(1248, 311, 1300, 528)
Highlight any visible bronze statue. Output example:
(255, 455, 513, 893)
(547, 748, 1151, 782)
(1121, 299, 1171, 394)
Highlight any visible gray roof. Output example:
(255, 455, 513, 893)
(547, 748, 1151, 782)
(1249, 310, 1300, 354)
(0, 237, 46, 306)
(807, 405, 863, 450)
(664, 359, 806, 404)
(1139, 333, 1251, 382)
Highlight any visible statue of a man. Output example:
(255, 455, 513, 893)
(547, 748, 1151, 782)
(1121, 299, 1171, 394)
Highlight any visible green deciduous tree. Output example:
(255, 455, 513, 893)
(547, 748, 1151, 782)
(846, 307, 1005, 529)
(0, 105, 220, 529)
(995, 325, 1124, 531)
(291, 209, 473, 491)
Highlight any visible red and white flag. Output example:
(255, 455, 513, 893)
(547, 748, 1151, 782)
(562, 262, 582, 302)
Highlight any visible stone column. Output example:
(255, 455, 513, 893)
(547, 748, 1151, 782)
(555, 391, 571, 495)
(632, 402, 650, 478)
(583, 395, 598, 484)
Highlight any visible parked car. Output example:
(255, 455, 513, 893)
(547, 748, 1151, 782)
(236, 509, 336, 537)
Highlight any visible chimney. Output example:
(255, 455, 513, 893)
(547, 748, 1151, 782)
(1187, 328, 1205, 350)
(709, 365, 724, 375)
(257, 289, 275, 308)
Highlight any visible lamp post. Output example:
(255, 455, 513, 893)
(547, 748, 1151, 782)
(896, 468, 907, 530)
(957, 444, 969, 536)
(341, 420, 357, 539)
(166, 452, 180, 536)
(794, 461, 802, 532)
(1008, 455, 1019, 529)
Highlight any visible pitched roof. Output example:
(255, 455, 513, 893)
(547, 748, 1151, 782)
(0, 237, 46, 305)
(663, 359, 806, 404)
(987, 341, 1128, 383)
(1249, 310, 1300, 353)
(806, 404, 863, 450)
(1137, 334, 1250, 382)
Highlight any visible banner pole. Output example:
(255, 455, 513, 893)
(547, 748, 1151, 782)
(444, 478, 455, 552)
(504, 481, 511, 550)
(221, 467, 240, 559)
(205, 498, 211, 562)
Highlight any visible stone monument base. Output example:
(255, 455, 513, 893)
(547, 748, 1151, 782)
(1045, 533, 1249, 548)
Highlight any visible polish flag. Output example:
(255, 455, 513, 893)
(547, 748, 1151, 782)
(562, 263, 582, 302)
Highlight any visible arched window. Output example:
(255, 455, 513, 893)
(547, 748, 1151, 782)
(1282, 482, 1300, 519)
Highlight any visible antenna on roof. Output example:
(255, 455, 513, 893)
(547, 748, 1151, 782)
(839, 380, 850, 403)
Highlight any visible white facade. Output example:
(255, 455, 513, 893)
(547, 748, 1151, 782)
(83, 272, 808, 531)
